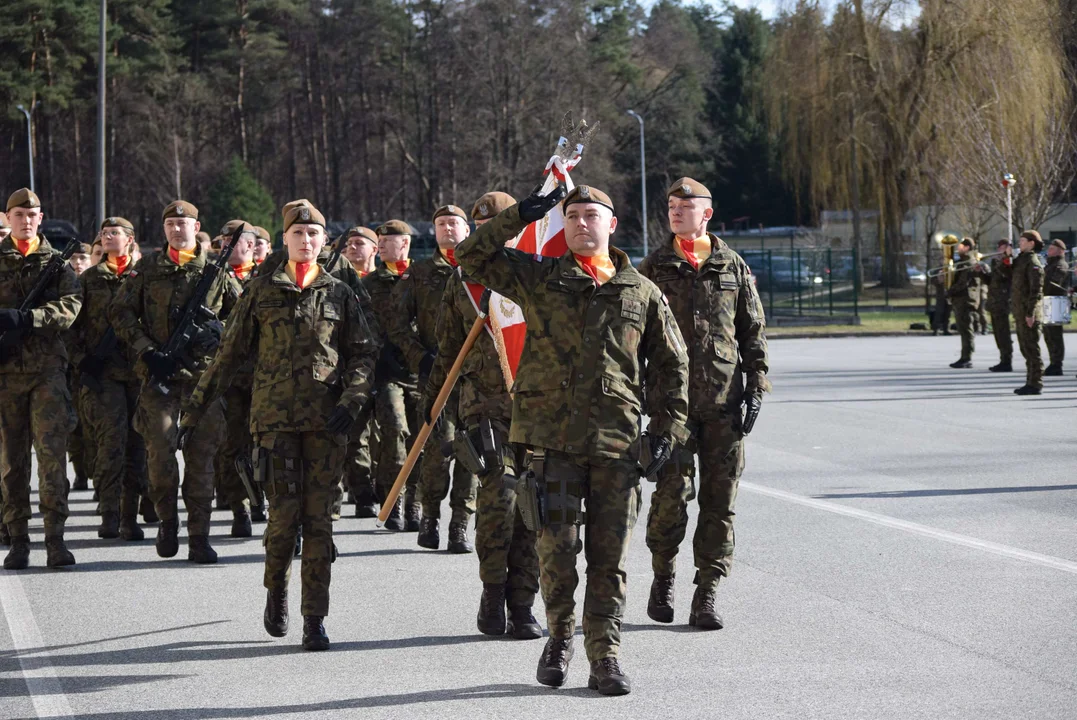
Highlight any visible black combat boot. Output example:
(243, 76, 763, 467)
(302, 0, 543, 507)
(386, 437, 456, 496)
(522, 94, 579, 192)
(383, 499, 405, 532)
(156, 518, 179, 558)
(688, 583, 724, 630)
(0, 523, 10, 546)
(45, 536, 76, 568)
(3, 535, 30, 570)
(647, 574, 676, 623)
(141, 496, 159, 524)
(119, 493, 144, 541)
(588, 657, 632, 696)
(1045, 364, 1063, 376)
(536, 637, 574, 687)
(188, 535, 218, 564)
(476, 583, 507, 635)
(264, 587, 289, 637)
(215, 492, 227, 510)
(989, 361, 1013, 372)
(404, 502, 422, 532)
(231, 508, 253, 538)
(949, 358, 972, 369)
(97, 511, 120, 539)
(447, 521, 474, 554)
(251, 505, 267, 523)
(354, 488, 378, 519)
(302, 616, 330, 651)
(507, 606, 542, 640)
(72, 474, 89, 491)
(417, 517, 440, 549)
(1014, 385, 1042, 395)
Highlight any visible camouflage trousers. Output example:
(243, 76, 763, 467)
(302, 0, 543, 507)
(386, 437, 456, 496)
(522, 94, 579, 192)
(68, 372, 93, 482)
(475, 424, 538, 608)
(954, 302, 975, 360)
(0, 371, 76, 536)
(344, 405, 376, 504)
(647, 412, 743, 588)
(79, 378, 147, 516)
(372, 381, 420, 504)
(258, 431, 346, 617)
(538, 450, 640, 662)
(990, 310, 1012, 363)
(1044, 324, 1065, 367)
(214, 385, 254, 511)
(134, 383, 224, 536)
(419, 389, 477, 523)
(1015, 320, 1044, 388)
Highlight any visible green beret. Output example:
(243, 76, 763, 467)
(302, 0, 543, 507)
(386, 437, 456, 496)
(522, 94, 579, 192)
(471, 192, 516, 221)
(562, 185, 614, 213)
(1051, 238, 1067, 250)
(101, 216, 134, 233)
(163, 200, 199, 221)
(253, 226, 271, 242)
(1021, 230, 1044, 251)
(347, 226, 378, 244)
(220, 219, 254, 237)
(376, 219, 413, 237)
(432, 205, 468, 223)
(283, 201, 326, 232)
(7, 188, 41, 212)
(667, 177, 711, 200)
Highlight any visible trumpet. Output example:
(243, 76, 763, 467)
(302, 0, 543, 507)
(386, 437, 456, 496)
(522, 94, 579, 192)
(925, 250, 1006, 279)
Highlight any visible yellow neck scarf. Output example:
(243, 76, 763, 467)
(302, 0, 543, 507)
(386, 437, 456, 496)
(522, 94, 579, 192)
(385, 258, 411, 276)
(231, 261, 255, 281)
(168, 246, 197, 266)
(574, 252, 617, 285)
(673, 235, 712, 270)
(286, 260, 321, 289)
(15, 236, 40, 257)
(106, 253, 130, 276)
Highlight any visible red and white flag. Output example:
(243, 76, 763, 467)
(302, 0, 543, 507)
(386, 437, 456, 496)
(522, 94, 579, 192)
(464, 152, 579, 388)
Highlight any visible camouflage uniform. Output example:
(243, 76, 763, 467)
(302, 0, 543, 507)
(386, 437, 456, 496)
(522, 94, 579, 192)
(361, 266, 421, 515)
(640, 235, 769, 592)
(1011, 250, 1045, 389)
(108, 243, 235, 542)
(390, 251, 477, 525)
(214, 267, 256, 516)
(946, 255, 983, 361)
(1042, 255, 1069, 369)
(426, 269, 539, 607)
(986, 255, 1013, 364)
(455, 204, 690, 662)
(0, 235, 82, 540)
(69, 260, 148, 529)
(185, 263, 377, 617)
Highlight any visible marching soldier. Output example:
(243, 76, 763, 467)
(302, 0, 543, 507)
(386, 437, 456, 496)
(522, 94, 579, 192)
(90, 237, 106, 266)
(946, 238, 981, 368)
(0, 189, 83, 570)
(425, 190, 542, 637)
(109, 200, 233, 563)
(1012, 230, 1046, 395)
(456, 184, 690, 696)
(987, 239, 1014, 372)
(342, 226, 378, 277)
(252, 227, 271, 265)
(641, 178, 769, 631)
(1043, 239, 1069, 376)
(362, 221, 423, 531)
(70, 217, 148, 540)
(182, 199, 377, 651)
(391, 204, 478, 553)
(66, 242, 95, 493)
(69, 242, 94, 276)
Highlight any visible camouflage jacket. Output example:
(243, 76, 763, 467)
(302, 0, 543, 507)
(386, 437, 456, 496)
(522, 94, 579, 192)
(69, 261, 137, 383)
(223, 265, 257, 390)
(362, 265, 417, 386)
(108, 243, 238, 385)
(639, 235, 770, 417)
(455, 204, 690, 459)
(0, 235, 83, 374)
(986, 256, 1012, 313)
(425, 270, 512, 425)
(185, 263, 377, 434)
(946, 255, 983, 308)
(1011, 251, 1045, 320)
(1044, 256, 1070, 297)
(389, 251, 455, 374)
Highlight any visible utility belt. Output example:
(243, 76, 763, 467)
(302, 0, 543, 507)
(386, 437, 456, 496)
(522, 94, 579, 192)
(252, 446, 303, 500)
(509, 449, 586, 532)
(450, 418, 506, 483)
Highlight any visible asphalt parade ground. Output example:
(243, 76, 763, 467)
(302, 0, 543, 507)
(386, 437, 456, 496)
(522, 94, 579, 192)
(1, 335, 1076, 719)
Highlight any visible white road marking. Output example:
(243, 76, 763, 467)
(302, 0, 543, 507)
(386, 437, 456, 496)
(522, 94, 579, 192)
(0, 573, 73, 718)
(741, 481, 1077, 575)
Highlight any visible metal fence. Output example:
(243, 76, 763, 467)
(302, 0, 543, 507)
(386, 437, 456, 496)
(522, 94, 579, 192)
(738, 248, 863, 319)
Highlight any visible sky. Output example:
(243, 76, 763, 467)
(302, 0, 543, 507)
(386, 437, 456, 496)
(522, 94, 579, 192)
(727, 0, 779, 18)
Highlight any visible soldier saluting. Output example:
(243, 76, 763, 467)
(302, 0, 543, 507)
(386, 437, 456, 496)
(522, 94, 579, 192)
(456, 184, 689, 696)
(641, 178, 770, 630)
(182, 200, 377, 651)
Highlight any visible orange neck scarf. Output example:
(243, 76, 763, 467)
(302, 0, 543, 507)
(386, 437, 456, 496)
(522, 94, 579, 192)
(574, 253, 617, 285)
(385, 258, 411, 276)
(168, 245, 197, 266)
(106, 253, 130, 276)
(287, 260, 321, 289)
(15, 236, 39, 257)
(440, 247, 458, 267)
(673, 235, 712, 271)
(231, 261, 255, 281)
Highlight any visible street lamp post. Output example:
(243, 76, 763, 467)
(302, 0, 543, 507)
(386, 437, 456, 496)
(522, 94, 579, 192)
(96, 0, 108, 229)
(1002, 172, 1016, 242)
(15, 103, 39, 192)
(625, 109, 647, 256)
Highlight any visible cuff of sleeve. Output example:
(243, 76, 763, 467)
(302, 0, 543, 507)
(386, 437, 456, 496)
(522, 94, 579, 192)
(650, 416, 690, 446)
(29, 309, 43, 328)
(131, 337, 155, 357)
(746, 372, 771, 395)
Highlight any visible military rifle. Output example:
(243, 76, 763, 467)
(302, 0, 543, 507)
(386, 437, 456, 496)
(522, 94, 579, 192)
(322, 232, 347, 271)
(147, 224, 245, 395)
(0, 235, 79, 364)
(79, 327, 118, 393)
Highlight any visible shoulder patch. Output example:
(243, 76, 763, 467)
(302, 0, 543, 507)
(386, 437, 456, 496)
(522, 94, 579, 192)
(128, 270, 138, 278)
(401, 272, 410, 280)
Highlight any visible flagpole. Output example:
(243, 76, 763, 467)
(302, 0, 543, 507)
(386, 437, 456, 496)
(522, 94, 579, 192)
(626, 109, 647, 257)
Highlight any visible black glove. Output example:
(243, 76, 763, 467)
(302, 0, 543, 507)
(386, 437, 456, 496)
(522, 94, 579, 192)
(518, 182, 568, 224)
(741, 394, 762, 435)
(419, 352, 436, 381)
(0, 309, 31, 331)
(142, 350, 178, 381)
(422, 396, 438, 427)
(642, 434, 673, 478)
(78, 355, 106, 378)
(177, 423, 194, 451)
(192, 318, 223, 354)
(326, 405, 355, 435)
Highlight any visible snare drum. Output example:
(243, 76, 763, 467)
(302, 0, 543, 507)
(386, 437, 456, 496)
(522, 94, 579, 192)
(1042, 296, 1072, 325)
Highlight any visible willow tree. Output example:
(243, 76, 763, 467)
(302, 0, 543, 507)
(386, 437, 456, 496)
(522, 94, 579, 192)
(766, 0, 1064, 287)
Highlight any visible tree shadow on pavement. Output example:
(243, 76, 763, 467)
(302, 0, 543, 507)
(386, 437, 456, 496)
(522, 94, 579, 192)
(0, 673, 189, 698)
